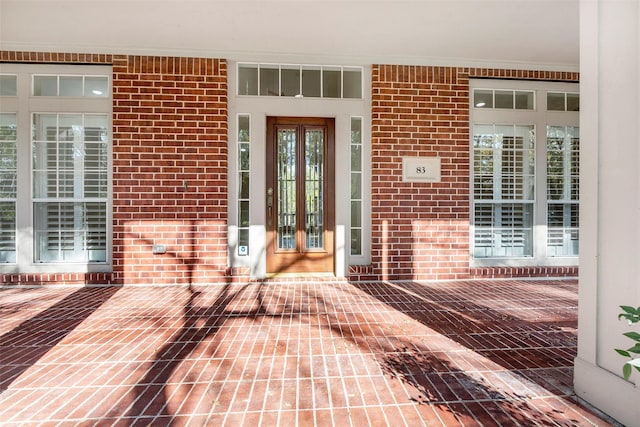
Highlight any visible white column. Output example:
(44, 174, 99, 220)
(574, 1, 640, 425)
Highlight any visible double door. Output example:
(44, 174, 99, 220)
(266, 117, 335, 274)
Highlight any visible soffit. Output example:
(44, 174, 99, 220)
(0, 0, 579, 71)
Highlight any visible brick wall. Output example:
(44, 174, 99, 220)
(0, 52, 229, 286)
(369, 65, 580, 281)
(0, 52, 580, 284)
(111, 56, 228, 285)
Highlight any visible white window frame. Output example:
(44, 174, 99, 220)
(470, 79, 579, 268)
(0, 63, 112, 274)
(237, 63, 364, 99)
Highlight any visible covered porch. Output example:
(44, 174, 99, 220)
(0, 279, 616, 426)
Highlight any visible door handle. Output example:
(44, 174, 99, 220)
(267, 187, 273, 226)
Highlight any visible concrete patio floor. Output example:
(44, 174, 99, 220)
(0, 279, 619, 426)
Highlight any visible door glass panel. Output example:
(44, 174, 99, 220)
(277, 129, 297, 250)
(305, 129, 324, 249)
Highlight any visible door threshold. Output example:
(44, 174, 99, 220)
(266, 272, 336, 279)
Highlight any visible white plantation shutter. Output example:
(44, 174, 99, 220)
(33, 114, 109, 262)
(0, 113, 17, 263)
(472, 125, 535, 258)
(547, 126, 579, 256)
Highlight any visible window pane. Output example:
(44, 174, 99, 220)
(0, 201, 16, 263)
(305, 129, 324, 250)
(238, 228, 249, 255)
(515, 91, 534, 110)
(59, 76, 83, 96)
(495, 90, 514, 109)
(85, 77, 109, 97)
(351, 145, 362, 171)
(32, 114, 56, 141)
(239, 143, 250, 171)
(0, 75, 17, 96)
(351, 201, 362, 227)
(351, 172, 361, 199)
(85, 115, 109, 145)
(547, 92, 565, 111)
(33, 76, 58, 96)
(474, 203, 533, 257)
(474, 89, 493, 108)
(567, 93, 579, 111)
(0, 113, 18, 164)
(322, 67, 341, 98)
(547, 203, 579, 257)
(343, 68, 362, 98)
(547, 126, 565, 200)
(281, 66, 301, 97)
(238, 171, 250, 199)
(59, 114, 83, 141)
(351, 117, 362, 144)
(259, 66, 279, 96)
(302, 67, 321, 98)
(350, 228, 362, 256)
(277, 129, 297, 250)
(238, 115, 250, 142)
(473, 125, 495, 148)
(238, 64, 258, 95)
(34, 202, 106, 262)
(239, 200, 249, 227)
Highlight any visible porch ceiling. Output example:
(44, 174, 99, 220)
(0, 0, 579, 71)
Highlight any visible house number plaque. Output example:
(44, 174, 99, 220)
(402, 157, 441, 182)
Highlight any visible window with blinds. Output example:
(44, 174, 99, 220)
(0, 113, 17, 263)
(32, 113, 109, 262)
(0, 63, 111, 271)
(547, 126, 579, 256)
(473, 125, 535, 257)
(470, 79, 579, 263)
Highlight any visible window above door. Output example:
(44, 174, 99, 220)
(237, 63, 362, 99)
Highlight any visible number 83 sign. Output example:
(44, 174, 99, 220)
(402, 157, 441, 182)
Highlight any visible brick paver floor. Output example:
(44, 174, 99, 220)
(0, 279, 619, 426)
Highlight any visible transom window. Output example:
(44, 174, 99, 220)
(237, 63, 362, 99)
(473, 88, 535, 110)
(0, 64, 112, 272)
(470, 79, 579, 265)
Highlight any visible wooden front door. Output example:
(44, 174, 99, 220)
(266, 117, 335, 274)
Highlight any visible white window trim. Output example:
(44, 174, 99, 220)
(470, 78, 579, 268)
(0, 63, 112, 274)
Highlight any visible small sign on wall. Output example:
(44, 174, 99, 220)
(402, 157, 441, 182)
